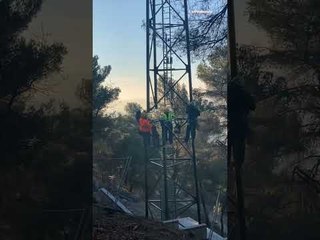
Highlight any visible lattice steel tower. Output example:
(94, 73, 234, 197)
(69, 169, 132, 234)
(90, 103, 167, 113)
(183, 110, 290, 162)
(145, 0, 201, 222)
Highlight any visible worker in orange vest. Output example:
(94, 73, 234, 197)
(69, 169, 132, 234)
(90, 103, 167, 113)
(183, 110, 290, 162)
(139, 111, 152, 146)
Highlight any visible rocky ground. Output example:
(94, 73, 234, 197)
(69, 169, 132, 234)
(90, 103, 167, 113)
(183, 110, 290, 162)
(93, 207, 195, 240)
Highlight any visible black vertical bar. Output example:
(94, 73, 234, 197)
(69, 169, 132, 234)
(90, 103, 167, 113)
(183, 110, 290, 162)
(146, 0, 151, 111)
(235, 162, 246, 240)
(152, 0, 158, 109)
(191, 138, 201, 223)
(228, 0, 246, 240)
(183, 0, 193, 102)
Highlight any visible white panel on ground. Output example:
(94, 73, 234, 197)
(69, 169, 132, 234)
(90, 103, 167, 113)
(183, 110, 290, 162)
(99, 188, 133, 215)
(174, 217, 226, 240)
(207, 228, 227, 240)
(177, 217, 199, 229)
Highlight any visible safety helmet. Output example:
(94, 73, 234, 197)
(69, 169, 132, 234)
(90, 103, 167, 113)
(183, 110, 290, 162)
(141, 110, 148, 118)
(164, 104, 172, 112)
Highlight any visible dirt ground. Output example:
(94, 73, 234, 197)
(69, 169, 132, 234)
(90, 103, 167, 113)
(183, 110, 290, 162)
(93, 208, 195, 240)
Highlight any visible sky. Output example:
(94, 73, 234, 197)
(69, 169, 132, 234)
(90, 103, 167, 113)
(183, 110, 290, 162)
(93, 0, 146, 111)
(93, 0, 205, 113)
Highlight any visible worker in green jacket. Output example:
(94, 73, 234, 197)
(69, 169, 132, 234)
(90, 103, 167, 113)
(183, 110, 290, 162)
(160, 106, 175, 145)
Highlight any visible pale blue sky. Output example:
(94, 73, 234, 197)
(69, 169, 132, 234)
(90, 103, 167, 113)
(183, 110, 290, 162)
(93, 0, 204, 112)
(93, 0, 146, 111)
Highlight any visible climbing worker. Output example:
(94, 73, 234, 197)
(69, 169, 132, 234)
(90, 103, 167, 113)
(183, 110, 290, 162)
(160, 105, 175, 145)
(151, 123, 160, 148)
(139, 111, 152, 146)
(151, 108, 161, 120)
(148, 108, 160, 148)
(135, 109, 141, 123)
(184, 101, 200, 143)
